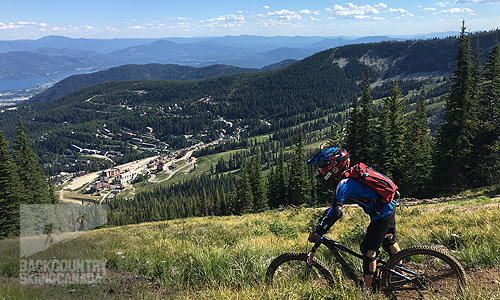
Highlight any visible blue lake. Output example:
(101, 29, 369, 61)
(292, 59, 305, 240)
(0, 70, 92, 92)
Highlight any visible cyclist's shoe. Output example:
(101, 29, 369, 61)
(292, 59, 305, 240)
(308, 231, 322, 243)
(363, 286, 374, 297)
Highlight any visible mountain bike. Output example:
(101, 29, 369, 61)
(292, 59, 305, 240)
(266, 235, 467, 299)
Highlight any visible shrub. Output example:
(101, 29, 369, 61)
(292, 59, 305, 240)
(268, 220, 298, 239)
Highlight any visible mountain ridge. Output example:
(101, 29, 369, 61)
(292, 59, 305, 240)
(0, 32, 459, 82)
(1, 29, 498, 170)
(29, 61, 297, 103)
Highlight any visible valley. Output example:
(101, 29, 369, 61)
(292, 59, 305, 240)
(1, 26, 500, 300)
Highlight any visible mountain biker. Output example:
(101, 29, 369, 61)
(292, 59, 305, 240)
(307, 147, 400, 292)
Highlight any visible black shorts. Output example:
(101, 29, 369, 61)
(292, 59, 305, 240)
(360, 210, 397, 253)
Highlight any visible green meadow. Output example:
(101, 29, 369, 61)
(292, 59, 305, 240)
(1, 196, 500, 299)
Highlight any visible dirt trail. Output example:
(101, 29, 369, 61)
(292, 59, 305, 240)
(64, 172, 100, 191)
(58, 191, 84, 205)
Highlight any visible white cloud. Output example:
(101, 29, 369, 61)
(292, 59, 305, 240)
(424, 7, 437, 11)
(375, 3, 388, 9)
(297, 9, 320, 15)
(203, 14, 246, 29)
(436, 2, 449, 6)
(258, 19, 288, 28)
(268, 9, 297, 20)
(264, 5, 270, 9)
(207, 14, 245, 22)
(267, 9, 310, 21)
(387, 8, 408, 13)
(439, 7, 475, 13)
(0, 21, 49, 30)
(327, 3, 381, 19)
(396, 13, 415, 19)
(0, 23, 20, 30)
(175, 22, 190, 29)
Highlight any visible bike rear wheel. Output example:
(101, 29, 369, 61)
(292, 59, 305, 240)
(266, 252, 335, 287)
(381, 245, 467, 300)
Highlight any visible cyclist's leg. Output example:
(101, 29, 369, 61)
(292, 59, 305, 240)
(363, 249, 377, 289)
(360, 228, 384, 290)
(389, 242, 400, 255)
(381, 213, 400, 256)
(361, 211, 397, 290)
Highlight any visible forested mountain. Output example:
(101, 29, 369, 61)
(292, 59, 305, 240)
(1, 29, 499, 158)
(2, 26, 500, 233)
(0, 33, 454, 82)
(29, 61, 297, 103)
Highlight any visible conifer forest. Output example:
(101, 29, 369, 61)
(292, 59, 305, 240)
(1, 24, 500, 234)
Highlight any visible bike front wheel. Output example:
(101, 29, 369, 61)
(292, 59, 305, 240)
(381, 245, 467, 299)
(266, 252, 335, 287)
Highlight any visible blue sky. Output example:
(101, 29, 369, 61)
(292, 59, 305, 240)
(1, 0, 499, 40)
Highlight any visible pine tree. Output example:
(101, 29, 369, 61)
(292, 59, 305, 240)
(433, 21, 478, 192)
(48, 177, 60, 204)
(266, 166, 278, 208)
(471, 36, 483, 105)
(404, 85, 433, 197)
(219, 186, 227, 215)
(288, 127, 310, 206)
(477, 43, 500, 185)
(235, 165, 253, 214)
(344, 94, 362, 163)
(248, 153, 268, 212)
(202, 188, 209, 216)
(13, 115, 51, 204)
(276, 148, 288, 207)
(0, 131, 23, 237)
(376, 78, 406, 184)
(323, 121, 344, 149)
(358, 66, 376, 164)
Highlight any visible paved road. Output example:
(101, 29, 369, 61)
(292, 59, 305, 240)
(148, 151, 195, 183)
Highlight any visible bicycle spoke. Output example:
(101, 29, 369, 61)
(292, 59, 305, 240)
(382, 246, 467, 300)
(266, 252, 334, 288)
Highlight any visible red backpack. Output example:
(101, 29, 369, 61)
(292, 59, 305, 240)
(345, 162, 399, 208)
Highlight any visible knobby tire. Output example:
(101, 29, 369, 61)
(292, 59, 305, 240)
(266, 252, 335, 287)
(381, 245, 467, 300)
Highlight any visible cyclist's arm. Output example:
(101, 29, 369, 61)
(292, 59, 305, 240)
(314, 200, 343, 235)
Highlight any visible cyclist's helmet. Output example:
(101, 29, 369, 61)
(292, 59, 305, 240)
(307, 147, 350, 184)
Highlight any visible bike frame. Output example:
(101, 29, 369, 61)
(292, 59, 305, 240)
(307, 235, 387, 288)
(309, 236, 423, 292)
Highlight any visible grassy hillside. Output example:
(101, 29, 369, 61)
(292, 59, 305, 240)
(2, 195, 500, 299)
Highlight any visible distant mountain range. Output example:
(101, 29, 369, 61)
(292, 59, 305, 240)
(1, 29, 498, 168)
(23, 28, 500, 106)
(30, 61, 297, 103)
(0, 32, 460, 82)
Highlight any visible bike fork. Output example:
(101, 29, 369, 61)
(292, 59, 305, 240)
(305, 243, 320, 273)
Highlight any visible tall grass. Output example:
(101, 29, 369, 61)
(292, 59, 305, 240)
(1, 199, 499, 299)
